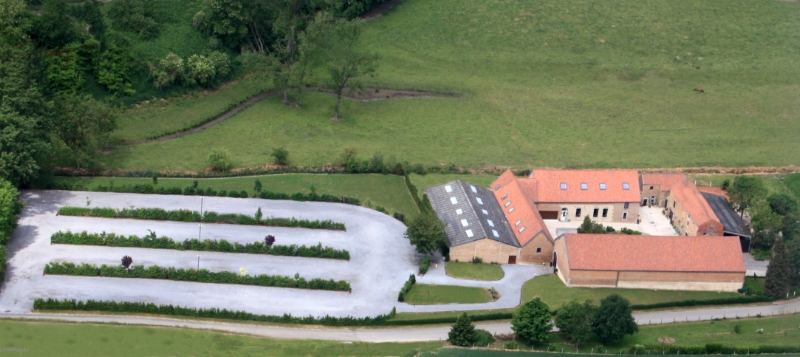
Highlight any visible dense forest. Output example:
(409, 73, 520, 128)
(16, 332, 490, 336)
(0, 0, 386, 186)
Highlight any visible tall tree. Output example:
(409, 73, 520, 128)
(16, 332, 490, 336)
(512, 298, 552, 344)
(784, 238, 800, 287)
(448, 313, 477, 347)
(193, 0, 271, 53)
(53, 94, 116, 169)
(270, 0, 318, 105)
(729, 176, 767, 218)
(314, 13, 378, 120)
(555, 300, 597, 350)
(751, 200, 783, 250)
(404, 213, 447, 255)
(592, 294, 638, 344)
(28, 0, 85, 49)
(764, 238, 792, 299)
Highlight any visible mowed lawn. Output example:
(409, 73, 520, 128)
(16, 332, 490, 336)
(51, 174, 419, 218)
(0, 320, 439, 357)
(446, 262, 505, 281)
(404, 284, 494, 305)
(523, 275, 742, 310)
(99, 0, 800, 171)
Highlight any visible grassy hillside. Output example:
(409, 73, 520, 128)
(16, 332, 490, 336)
(99, 0, 800, 171)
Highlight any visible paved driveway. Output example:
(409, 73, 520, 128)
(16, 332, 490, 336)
(544, 207, 677, 237)
(0, 191, 422, 318)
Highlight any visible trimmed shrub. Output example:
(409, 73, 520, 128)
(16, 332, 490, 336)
(51, 231, 350, 260)
(57, 207, 345, 231)
(45, 262, 351, 292)
(398, 274, 416, 302)
(419, 256, 430, 275)
(630, 295, 773, 310)
(34, 298, 390, 326)
(208, 148, 232, 171)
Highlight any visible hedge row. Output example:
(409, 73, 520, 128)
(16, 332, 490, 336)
(57, 206, 346, 231)
(46, 181, 361, 206)
(45, 262, 351, 292)
(384, 312, 514, 326)
(51, 231, 350, 260)
(397, 274, 416, 302)
(630, 344, 800, 355)
(630, 295, 774, 310)
(34, 298, 390, 326)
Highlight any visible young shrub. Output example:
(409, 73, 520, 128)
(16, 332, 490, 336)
(208, 148, 232, 171)
(419, 256, 430, 275)
(255, 207, 263, 221)
(448, 313, 476, 347)
(254, 179, 262, 192)
(474, 329, 495, 347)
(151, 173, 158, 185)
(338, 148, 357, 167)
(471, 256, 483, 264)
(265, 235, 275, 247)
(271, 147, 289, 166)
(121, 255, 133, 269)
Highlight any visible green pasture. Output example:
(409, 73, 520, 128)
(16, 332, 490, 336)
(51, 174, 419, 218)
(100, 0, 800, 171)
(446, 262, 505, 281)
(522, 275, 741, 310)
(404, 285, 494, 305)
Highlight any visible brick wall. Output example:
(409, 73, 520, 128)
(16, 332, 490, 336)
(561, 269, 744, 292)
(449, 238, 521, 264)
(554, 237, 571, 285)
(641, 184, 669, 207)
(537, 202, 637, 223)
(520, 231, 554, 265)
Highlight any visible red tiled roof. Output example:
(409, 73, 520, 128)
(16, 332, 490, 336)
(491, 171, 551, 246)
(641, 174, 688, 191)
(563, 234, 745, 272)
(670, 180, 720, 227)
(527, 169, 640, 203)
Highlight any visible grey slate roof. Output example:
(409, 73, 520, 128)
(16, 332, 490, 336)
(425, 181, 519, 248)
(701, 192, 752, 238)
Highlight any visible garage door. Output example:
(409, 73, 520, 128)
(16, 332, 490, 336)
(540, 211, 559, 219)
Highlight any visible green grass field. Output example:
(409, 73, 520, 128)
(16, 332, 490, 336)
(96, 0, 800, 172)
(52, 174, 419, 218)
(404, 285, 494, 305)
(446, 262, 505, 281)
(522, 275, 741, 310)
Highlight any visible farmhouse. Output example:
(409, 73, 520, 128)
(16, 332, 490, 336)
(640, 173, 688, 208)
(641, 174, 724, 237)
(553, 234, 745, 292)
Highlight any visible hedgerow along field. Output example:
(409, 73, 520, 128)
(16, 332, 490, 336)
(98, 0, 800, 172)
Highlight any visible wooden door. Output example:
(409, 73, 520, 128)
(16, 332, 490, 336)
(508, 256, 517, 264)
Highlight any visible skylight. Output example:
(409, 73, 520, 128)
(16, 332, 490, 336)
(508, 207, 515, 213)
(600, 183, 607, 190)
(623, 182, 630, 190)
(492, 230, 499, 237)
(581, 183, 588, 190)
(501, 193, 508, 200)
(487, 220, 494, 227)
(470, 185, 477, 193)
(445, 185, 453, 193)
(481, 209, 488, 215)
(461, 219, 469, 227)
(494, 184, 502, 190)
(450, 197, 458, 204)
(476, 197, 483, 205)
(518, 227, 526, 233)
(466, 229, 474, 237)
(456, 209, 463, 215)
(560, 183, 567, 190)
(505, 201, 511, 207)
(515, 220, 521, 226)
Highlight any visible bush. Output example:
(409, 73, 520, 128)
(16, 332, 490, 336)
(107, 0, 158, 38)
(630, 295, 773, 310)
(419, 256, 430, 275)
(51, 231, 350, 260)
(208, 148, 232, 171)
(398, 274, 416, 302)
(385, 312, 514, 326)
(44, 262, 351, 292)
(474, 329, 495, 347)
(272, 147, 289, 165)
(57, 207, 346, 231)
(34, 298, 390, 327)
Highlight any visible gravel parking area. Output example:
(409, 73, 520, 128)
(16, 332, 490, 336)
(0, 191, 420, 318)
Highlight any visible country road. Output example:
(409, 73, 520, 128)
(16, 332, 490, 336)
(3, 297, 800, 343)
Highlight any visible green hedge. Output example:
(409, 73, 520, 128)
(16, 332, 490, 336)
(33, 298, 389, 326)
(0, 245, 5, 276)
(45, 262, 351, 292)
(631, 344, 800, 355)
(57, 206, 346, 231)
(385, 312, 513, 326)
(51, 231, 350, 260)
(630, 295, 773, 310)
(397, 274, 416, 302)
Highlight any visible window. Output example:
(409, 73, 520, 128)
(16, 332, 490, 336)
(602, 208, 608, 217)
(536, 247, 542, 253)
(494, 184, 502, 190)
(560, 182, 567, 190)
(623, 182, 630, 190)
(508, 207, 515, 213)
(673, 201, 676, 208)
(593, 208, 599, 217)
(650, 186, 654, 190)
(481, 209, 488, 215)
(581, 183, 588, 190)
(575, 208, 582, 217)
(450, 197, 458, 204)
(518, 227, 526, 233)
(505, 201, 511, 207)
(600, 183, 607, 190)
(456, 209, 463, 215)
(461, 219, 469, 227)
(624, 202, 629, 209)
(623, 212, 628, 220)
(466, 229, 474, 237)
(476, 197, 483, 205)
(515, 220, 522, 226)
(501, 193, 508, 200)
(445, 185, 453, 192)
(492, 230, 499, 237)
(470, 185, 477, 193)
(487, 219, 495, 227)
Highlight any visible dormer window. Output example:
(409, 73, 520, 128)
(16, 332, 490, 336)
(599, 183, 607, 190)
(623, 182, 630, 190)
(560, 182, 567, 190)
(580, 183, 588, 190)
